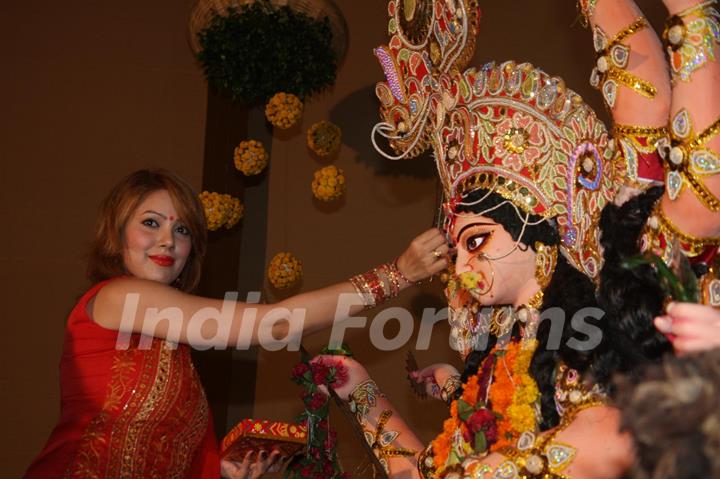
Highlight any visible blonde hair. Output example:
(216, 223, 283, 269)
(87, 169, 207, 292)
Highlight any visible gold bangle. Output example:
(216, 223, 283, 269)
(590, 18, 658, 108)
(644, 201, 720, 264)
(604, 66, 658, 99)
(613, 124, 669, 138)
(657, 205, 720, 256)
(666, 110, 720, 210)
(612, 17, 650, 43)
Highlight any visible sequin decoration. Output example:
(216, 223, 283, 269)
(672, 108, 692, 139)
(666, 3, 720, 83)
(375, 46, 406, 102)
(590, 19, 657, 109)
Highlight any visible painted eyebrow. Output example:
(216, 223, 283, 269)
(141, 210, 167, 219)
(455, 222, 495, 243)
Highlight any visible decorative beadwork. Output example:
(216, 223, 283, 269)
(664, 0, 720, 83)
(664, 108, 720, 210)
(589, 18, 658, 109)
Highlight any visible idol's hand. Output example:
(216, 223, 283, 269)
(654, 302, 720, 355)
(396, 228, 449, 283)
(410, 363, 461, 401)
(220, 450, 284, 479)
(310, 355, 371, 400)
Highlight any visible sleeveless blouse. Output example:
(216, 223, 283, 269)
(24, 280, 220, 478)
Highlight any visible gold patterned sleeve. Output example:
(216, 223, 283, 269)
(579, 0, 673, 195)
(659, 0, 720, 240)
(579, 0, 671, 126)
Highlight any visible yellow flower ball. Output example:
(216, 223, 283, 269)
(199, 191, 243, 231)
(223, 195, 244, 229)
(199, 191, 228, 231)
(268, 252, 303, 289)
(234, 140, 268, 176)
(265, 92, 303, 129)
(307, 121, 342, 157)
(311, 165, 346, 202)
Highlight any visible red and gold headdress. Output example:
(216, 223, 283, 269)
(373, 0, 621, 279)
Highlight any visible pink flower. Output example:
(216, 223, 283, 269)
(300, 465, 314, 478)
(331, 363, 349, 388)
(466, 408, 495, 434)
(292, 362, 310, 380)
(309, 391, 328, 410)
(311, 361, 331, 385)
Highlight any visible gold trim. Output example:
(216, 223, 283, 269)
(658, 205, 720, 256)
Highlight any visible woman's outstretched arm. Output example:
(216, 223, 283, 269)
(91, 228, 448, 349)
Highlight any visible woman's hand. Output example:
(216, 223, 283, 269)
(310, 355, 371, 400)
(654, 302, 720, 355)
(396, 228, 449, 283)
(410, 363, 460, 401)
(220, 450, 284, 479)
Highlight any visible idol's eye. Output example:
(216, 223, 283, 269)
(141, 218, 159, 228)
(465, 232, 491, 252)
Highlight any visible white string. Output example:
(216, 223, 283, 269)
(371, 122, 420, 161)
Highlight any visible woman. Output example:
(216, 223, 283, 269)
(23, 169, 448, 478)
(314, 0, 720, 477)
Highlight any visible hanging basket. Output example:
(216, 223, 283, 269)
(188, 0, 348, 65)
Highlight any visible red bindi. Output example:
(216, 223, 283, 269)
(169, 215, 175, 221)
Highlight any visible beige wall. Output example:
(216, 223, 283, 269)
(0, 1, 207, 475)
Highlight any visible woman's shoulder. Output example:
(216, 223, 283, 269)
(68, 277, 124, 328)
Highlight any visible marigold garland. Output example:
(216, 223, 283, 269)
(488, 343, 520, 450)
(312, 165, 346, 202)
(430, 339, 541, 472)
(307, 121, 342, 157)
(234, 139, 268, 176)
(199, 191, 244, 231)
(268, 252, 303, 289)
(265, 92, 303, 129)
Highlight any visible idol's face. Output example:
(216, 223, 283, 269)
(122, 189, 192, 285)
(450, 213, 540, 307)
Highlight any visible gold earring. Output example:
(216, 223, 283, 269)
(534, 242, 558, 290)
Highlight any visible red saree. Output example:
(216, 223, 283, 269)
(24, 280, 220, 478)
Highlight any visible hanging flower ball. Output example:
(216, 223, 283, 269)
(199, 191, 228, 231)
(268, 252, 303, 289)
(223, 195, 244, 229)
(311, 165, 346, 202)
(234, 140, 268, 176)
(265, 92, 303, 129)
(199, 191, 243, 231)
(307, 121, 342, 157)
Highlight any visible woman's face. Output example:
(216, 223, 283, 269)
(122, 189, 192, 285)
(450, 213, 539, 307)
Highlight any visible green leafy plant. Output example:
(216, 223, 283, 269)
(197, 1, 337, 103)
(621, 252, 699, 303)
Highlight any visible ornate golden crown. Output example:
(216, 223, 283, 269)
(373, 0, 621, 279)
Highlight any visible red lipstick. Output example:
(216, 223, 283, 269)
(149, 255, 175, 267)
